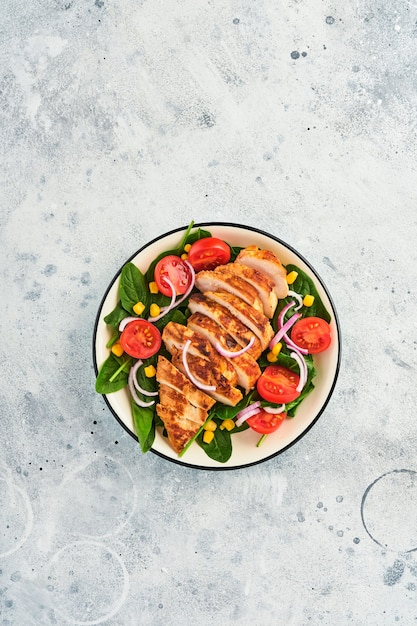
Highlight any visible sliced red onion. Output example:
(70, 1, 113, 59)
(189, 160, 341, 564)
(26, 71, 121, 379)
(263, 404, 286, 414)
(235, 401, 261, 427)
(119, 316, 139, 332)
(128, 367, 155, 407)
(148, 262, 196, 322)
(215, 336, 255, 358)
(288, 290, 303, 310)
(182, 340, 216, 392)
(131, 359, 159, 397)
(147, 278, 176, 322)
(285, 336, 308, 355)
(290, 350, 307, 392)
(270, 312, 301, 349)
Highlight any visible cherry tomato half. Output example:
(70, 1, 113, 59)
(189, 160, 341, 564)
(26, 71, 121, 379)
(154, 255, 192, 297)
(120, 319, 161, 359)
(256, 365, 301, 404)
(187, 237, 231, 272)
(246, 409, 287, 434)
(290, 316, 331, 354)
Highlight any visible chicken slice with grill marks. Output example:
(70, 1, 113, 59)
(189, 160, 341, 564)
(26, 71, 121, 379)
(203, 290, 274, 352)
(161, 321, 238, 386)
(235, 246, 289, 299)
(155, 356, 215, 454)
(187, 313, 261, 394)
(156, 400, 206, 454)
(156, 355, 215, 412)
(213, 263, 278, 318)
(171, 347, 243, 406)
(195, 269, 264, 313)
(188, 293, 262, 360)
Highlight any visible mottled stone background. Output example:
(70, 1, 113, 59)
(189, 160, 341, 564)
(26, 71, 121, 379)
(1, 0, 417, 624)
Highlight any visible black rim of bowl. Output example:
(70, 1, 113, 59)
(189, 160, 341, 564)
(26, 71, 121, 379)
(92, 221, 342, 471)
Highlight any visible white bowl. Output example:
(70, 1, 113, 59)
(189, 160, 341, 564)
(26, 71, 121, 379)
(93, 223, 341, 470)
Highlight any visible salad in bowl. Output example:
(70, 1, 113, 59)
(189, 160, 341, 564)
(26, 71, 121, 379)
(93, 222, 341, 470)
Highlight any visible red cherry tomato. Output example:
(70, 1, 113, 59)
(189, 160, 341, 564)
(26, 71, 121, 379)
(291, 316, 331, 354)
(154, 255, 192, 297)
(246, 409, 287, 434)
(187, 237, 231, 271)
(256, 365, 301, 404)
(120, 319, 162, 359)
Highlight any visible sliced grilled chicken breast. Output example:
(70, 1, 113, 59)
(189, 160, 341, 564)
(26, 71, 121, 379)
(203, 290, 274, 351)
(156, 356, 215, 453)
(235, 247, 288, 299)
(187, 313, 261, 393)
(156, 355, 215, 412)
(156, 401, 206, 454)
(162, 321, 238, 386)
(188, 293, 262, 360)
(214, 263, 278, 318)
(171, 348, 243, 406)
(195, 269, 264, 313)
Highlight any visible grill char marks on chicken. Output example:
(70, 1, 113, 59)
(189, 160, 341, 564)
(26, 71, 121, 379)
(161, 321, 237, 386)
(155, 356, 216, 454)
(187, 312, 261, 393)
(213, 262, 278, 318)
(202, 290, 274, 351)
(195, 269, 264, 314)
(235, 246, 288, 299)
(162, 322, 243, 406)
(188, 293, 262, 360)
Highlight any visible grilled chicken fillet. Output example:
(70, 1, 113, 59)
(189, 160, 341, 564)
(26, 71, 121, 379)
(162, 321, 237, 386)
(203, 290, 274, 351)
(171, 348, 243, 406)
(235, 246, 288, 299)
(156, 355, 215, 412)
(213, 263, 278, 318)
(195, 269, 264, 313)
(155, 356, 215, 454)
(188, 293, 262, 359)
(187, 312, 261, 393)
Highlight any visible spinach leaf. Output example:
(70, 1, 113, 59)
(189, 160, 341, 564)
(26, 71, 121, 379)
(104, 300, 130, 328)
(229, 245, 243, 262)
(120, 263, 149, 314)
(196, 421, 232, 463)
(131, 400, 155, 453)
(285, 264, 331, 323)
(95, 354, 131, 394)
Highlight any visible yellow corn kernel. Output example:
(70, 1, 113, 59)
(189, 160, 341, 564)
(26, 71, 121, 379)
(271, 341, 282, 356)
(204, 420, 217, 432)
(184, 243, 191, 252)
(267, 351, 278, 362)
(286, 270, 298, 285)
(181, 253, 188, 261)
(149, 303, 160, 317)
(133, 301, 145, 315)
(149, 281, 159, 294)
(203, 430, 214, 444)
(303, 294, 315, 307)
(144, 365, 156, 378)
(111, 342, 124, 357)
(220, 419, 235, 432)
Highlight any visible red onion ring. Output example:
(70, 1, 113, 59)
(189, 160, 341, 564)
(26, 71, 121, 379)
(182, 340, 216, 392)
(214, 336, 255, 358)
(131, 359, 159, 397)
(128, 367, 155, 407)
(235, 401, 261, 427)
(290, 350, 307, 392)
(148, 262, 196, 322)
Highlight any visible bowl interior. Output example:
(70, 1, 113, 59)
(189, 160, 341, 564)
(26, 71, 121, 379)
(94, 223, 341, 469)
